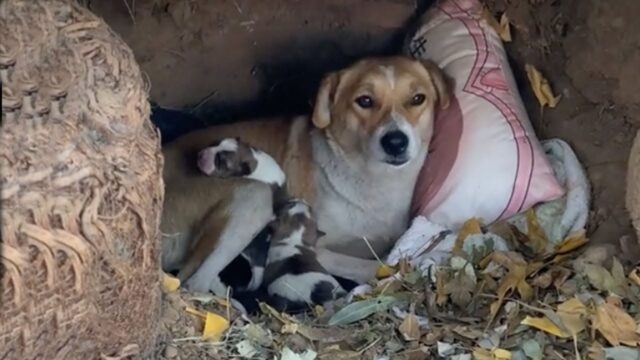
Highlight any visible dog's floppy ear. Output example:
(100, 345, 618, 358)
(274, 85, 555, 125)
(312, 72, 339, 129)
(420, 59, 451, 110)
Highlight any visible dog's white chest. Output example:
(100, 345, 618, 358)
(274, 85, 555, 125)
(313, 177, 411, 258)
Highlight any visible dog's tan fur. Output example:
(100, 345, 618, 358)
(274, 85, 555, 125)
(161, 56, 450, 295)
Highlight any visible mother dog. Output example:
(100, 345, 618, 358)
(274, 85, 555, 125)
(161, 56, 450, 296)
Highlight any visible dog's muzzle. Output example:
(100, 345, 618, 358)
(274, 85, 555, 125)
(380, 130, 410, 166)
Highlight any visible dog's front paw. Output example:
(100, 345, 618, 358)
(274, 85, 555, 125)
(184, 273, 227, 296)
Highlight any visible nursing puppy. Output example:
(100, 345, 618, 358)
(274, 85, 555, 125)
(198, 137, 285, 292)
(197, 138, 344, 310)
(161, 56, 451, 297)
(264, 199, 346, 313)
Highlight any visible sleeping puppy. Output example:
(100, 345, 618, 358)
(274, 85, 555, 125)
(264, 199, 346, 313)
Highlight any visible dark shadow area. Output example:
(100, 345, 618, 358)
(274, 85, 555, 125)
(152, 0, 437, 144)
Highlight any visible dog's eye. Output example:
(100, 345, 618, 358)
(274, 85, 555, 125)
(410, 93, 426, 106)
(355, 95, 374, 109)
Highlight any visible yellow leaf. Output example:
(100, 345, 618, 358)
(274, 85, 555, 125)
(557, 298, 587, 336)
(162, 273, 180, 293)
(629, 267, 640, 287)
(525, 64, 560, 108)
(493, 348, 512, 360)
(481, 7, 512, 42)
(454, 218, 483, 255)
(554, 230, 588, 254)
(185, 306, 206, 319)
(485, 251, 532, 325)
(521, 315, 570, 338)
(202, 311, 230, 340)
(593, 302, 640, 346)
(473, 348, 492, 360)
(525, 209, 548, 253)
(376, 264, 397, 279)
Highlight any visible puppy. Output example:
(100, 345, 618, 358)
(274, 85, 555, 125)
(197, 137, 285, 292)
(264, 199, 346, 313)
(161, 56, 450, 297)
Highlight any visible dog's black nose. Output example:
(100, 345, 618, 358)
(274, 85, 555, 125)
(380, 130, 409, 157)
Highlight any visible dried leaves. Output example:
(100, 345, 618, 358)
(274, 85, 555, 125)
(162, 207, 640, 359)
(593, 301, 640, 346)
(525, 64, 560, 108)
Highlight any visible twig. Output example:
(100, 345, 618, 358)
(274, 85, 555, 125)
(362, 237, 385, 266)
(122, 0, 136, 26)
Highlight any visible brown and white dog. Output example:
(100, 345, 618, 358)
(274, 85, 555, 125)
(160, 56, 450, 296)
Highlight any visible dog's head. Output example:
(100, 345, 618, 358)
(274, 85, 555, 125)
(312, 56, 450, 169)
(197, 137, 257, 177)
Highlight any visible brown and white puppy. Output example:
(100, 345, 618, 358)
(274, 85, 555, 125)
(198, 137, 285, 292)
(263, 199, 345, 313)
(161, 56, 450, 297)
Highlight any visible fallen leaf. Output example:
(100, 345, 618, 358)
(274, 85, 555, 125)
(376, 264, 397, 279)
(473, 348, 510, 360)
(493, 348, 512, 360)
(525, 64, 560, 108)
(454, 218, 483, 255)
(521, 315, 570, 338)
(554, 230, 588, 255)
(603, 346, 640, 360)
(162, 273, 180, 293)
(629, 268, 640, 287)
(443, 270, 475, 307)
(236, 340, 259, 358)
(558, 298, 588, 360)
(438, 342, 455, 357)
(584, 264, 617, 293)
(484, 252, 532, 325)
(328, 296, 397, 326)
(453, 325, 483, 340)
(297, 324, 351, 343)
(202, 311, 229, 340)
(481, 7, 512, 42)
(521, 339, 543, 360)
(244, 323, 273, 347)
(259, 302, 298, 325)
(280, 347, 317, 360)
(472, 348, 492, 360)
(557, 298, 587, 333)
(436, 270, 449, 306)
(525, 209, 548, 254)
(398, 312, 421, 341)
(593, 302, 640, 346)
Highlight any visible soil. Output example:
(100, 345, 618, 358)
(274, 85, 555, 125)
(86, 0, 640, 355)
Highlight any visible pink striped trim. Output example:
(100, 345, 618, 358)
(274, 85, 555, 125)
(439, 0, 535, 221)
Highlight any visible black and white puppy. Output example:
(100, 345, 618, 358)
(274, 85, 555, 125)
(197, 138, 345, 312)
(264, 199, 346, 313)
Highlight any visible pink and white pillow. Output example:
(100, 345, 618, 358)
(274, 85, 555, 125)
(407, 0, 564, 229)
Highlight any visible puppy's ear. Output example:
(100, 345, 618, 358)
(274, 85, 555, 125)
(312, 72, 339, 129)
(420, 59, 451, 110)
